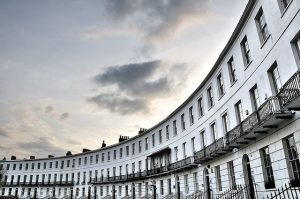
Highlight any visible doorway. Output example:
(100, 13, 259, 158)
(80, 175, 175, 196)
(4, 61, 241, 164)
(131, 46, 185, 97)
(203, 168, 210, 199)
(175, 176, 180, 199)
(242, 154, 255, 199)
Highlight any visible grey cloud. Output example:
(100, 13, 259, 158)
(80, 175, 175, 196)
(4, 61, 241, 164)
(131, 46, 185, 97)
(88, 93, 148, 115)
(45, 105, 54, 113)
(95, 60, 171, 96)
(95, 60, 160, 87)
(60, 112, 70, 120)
(0, 146, 7, 149)
(18, 137, 65, 155)
(105, 0, 209, 46)
(88, 60, 188, 115)
(0, 129, 9, 138)
(66, 139, 81, 146)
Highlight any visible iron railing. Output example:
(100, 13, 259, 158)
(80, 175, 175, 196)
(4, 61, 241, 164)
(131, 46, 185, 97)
(91, 171, 148, 184)
(168, 156, 195, 171)
(1, 181, 74, 187)
(194, 138, 225, 163)
(214, 184, 255, 199)
(226, 96, 284, 145)
(194, 148, 205, 163)
(184, 190, 208, 199)
(277, 70, 300, 107)
(263, 183, 300, 199)
(195, 95, 291, 164)
(147, 166, 168, 176)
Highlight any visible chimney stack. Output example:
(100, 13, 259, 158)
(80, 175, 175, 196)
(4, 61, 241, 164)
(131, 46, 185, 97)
(11, 156, 16, 160)
(66, 151, 72, 156)
(82, 148, 91, 153)
(138, 128, 147, 134)
(101, 140, 106, 148)
(29, 156, 35, 160)
(119, 135, 129, 143)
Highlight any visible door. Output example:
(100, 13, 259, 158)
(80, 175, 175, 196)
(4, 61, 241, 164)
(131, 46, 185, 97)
(132, 183, 135, 199)
(203, 168, 210, 199)
(242, 154, 255, 199)
(176, 176, 180, 199)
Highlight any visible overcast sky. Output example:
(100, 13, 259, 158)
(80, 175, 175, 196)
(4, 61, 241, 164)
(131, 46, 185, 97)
(0, 0, 247, 159)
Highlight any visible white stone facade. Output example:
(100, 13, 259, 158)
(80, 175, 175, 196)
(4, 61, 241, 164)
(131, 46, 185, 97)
(1, 0, 300, 198)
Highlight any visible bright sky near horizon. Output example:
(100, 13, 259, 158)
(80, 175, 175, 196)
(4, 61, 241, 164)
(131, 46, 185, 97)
(0, 0, 247, 159)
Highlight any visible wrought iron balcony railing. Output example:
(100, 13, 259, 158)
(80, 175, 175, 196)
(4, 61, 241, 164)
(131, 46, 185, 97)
(1, 181, 75, 187)
(168, 156, 196, 171)
(147, 166, 168, 176)
(195, 96, 293, 164)
(194, 138, 225, 163)
(277, 70, 300, 108)
(226, 96, 288, 145)
(91, 171, 147, 184)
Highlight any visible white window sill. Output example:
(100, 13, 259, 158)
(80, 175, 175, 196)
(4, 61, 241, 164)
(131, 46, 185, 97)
(244, 60, 253, 70)
(260, 34, 271, 49)
(281, 0, 294, 18)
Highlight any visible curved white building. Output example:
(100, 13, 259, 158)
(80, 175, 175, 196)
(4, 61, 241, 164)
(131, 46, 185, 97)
(1, 0, 300, 198)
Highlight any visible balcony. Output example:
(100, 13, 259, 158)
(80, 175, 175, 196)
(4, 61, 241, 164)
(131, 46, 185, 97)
(1, 181, 75, 187)
(194, 96, 293, 165)
(168, 156, 197, 172)
(91, 171, 147, 184)
(91, 158, 196, 184)
(133, 171, 147, 179)
(1, 182, 21, 187)
(226, 96, 293, 149)
(147, 166, 169, 177)
(194, 138, 229, 164)
(278, 70, 300, 111)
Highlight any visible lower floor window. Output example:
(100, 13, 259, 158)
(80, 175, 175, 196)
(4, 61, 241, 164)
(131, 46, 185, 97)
(215, 166, 222, 191)
(184, 174, 189, 194)
(260, 146, 275, 189)
(160, 180, 164, 195)
(284, 135, 300, 186)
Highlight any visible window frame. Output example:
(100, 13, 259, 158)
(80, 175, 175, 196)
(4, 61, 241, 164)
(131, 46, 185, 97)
(197, 96, 205, 118)
(255, 7, 270, 45)
(181, 113, 186, 131)
(250, 84, 260, 111)
(200, 130, 206, 149)
(268, 62, 282, 95)
(166, 125, 170, 141)
(159, 130, 162, 144)
(227, 161, 237, 189)
(228, 57, 237, 85)
(235, 100, 244, 124)
(138, 140, 142, 153)
(152, 133, 155, 147)
(207, 85, 214, 109)
(260, 146, 276, 189)
(191, 137, 195, 154)
(189, 106, 194, 125)
(283, 135, 300, 184)
(277, 0, 292, 14)
(222, 112, 230, 134)
(145, 137, 149, 150)
(215, 165, 222, 191)
(217, 72, 225, 98)
(173, 120, 177, 136)
(174, 147, 178, 161)
(182, 142, 187, 158)
(291, 30, 300, 69)
(210, 122, 217, 142)
(240, 36, 252, 67)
